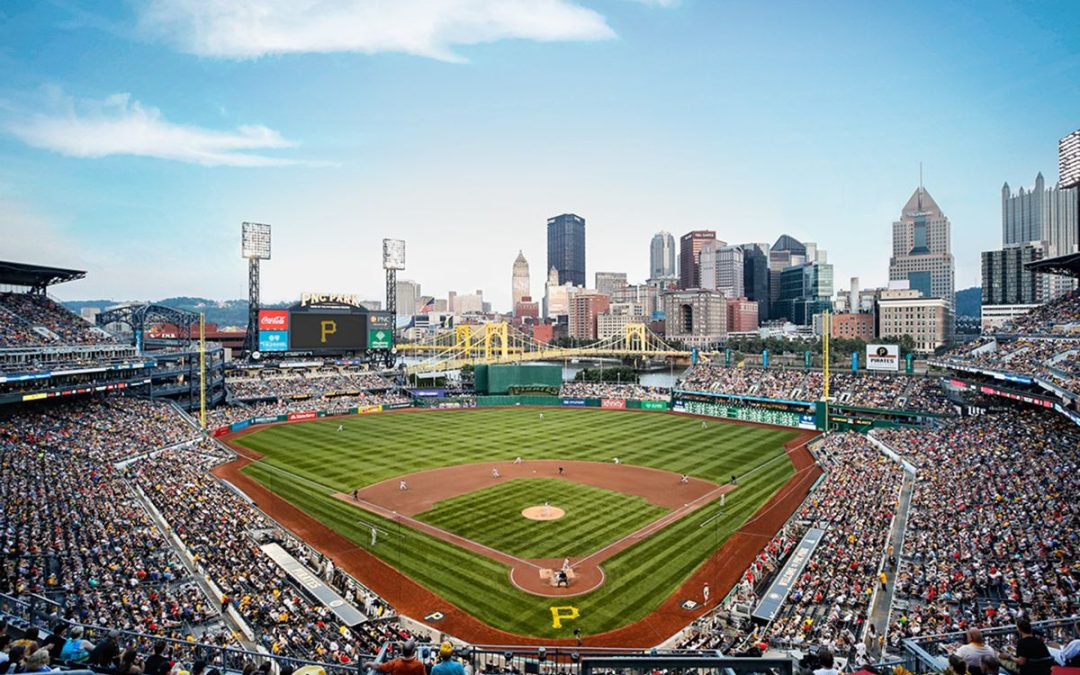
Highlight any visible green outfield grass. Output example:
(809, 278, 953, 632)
(235, 407, 799, 638)
(415, 478, 668, 559)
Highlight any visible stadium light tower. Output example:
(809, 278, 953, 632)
(382, 238, 405, 367)
(242, 222, 272, 355)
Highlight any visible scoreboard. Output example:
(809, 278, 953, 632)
(290, 312, 367, 350)
(257, 300, 393, 355)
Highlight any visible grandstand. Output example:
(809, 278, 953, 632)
(1, 260, 1078, 675)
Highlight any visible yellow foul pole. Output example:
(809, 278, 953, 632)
(199, 313, 206, 429)
(822, 310, 830, 429)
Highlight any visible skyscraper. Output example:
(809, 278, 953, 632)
(740, 242, 771, 321)
(1002, 174, 1077, 254)
(1061, 127, 1080, 188)
(679, 230, 718, 289)
(887, 186, 955, 306)
(394, 279, 421, 316)
(999, 175, 1077, 299)
(547, 213, 586, 287)
(1059, 127, 1080, 253)
(649, 231, 677, 279)
(511, 250, 530, 310)
(698, 242, 744, 297)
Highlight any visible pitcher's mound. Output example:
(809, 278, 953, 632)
(522, 505, 565, 521)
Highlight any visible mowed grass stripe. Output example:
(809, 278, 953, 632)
(416, 478, 666, 559)
(238, 408, 798, 637)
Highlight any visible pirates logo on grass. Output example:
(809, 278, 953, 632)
(550, 606, 579, 628)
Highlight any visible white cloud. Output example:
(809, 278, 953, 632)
(137, 0, 616, 61)
(7, 92, 298, 167)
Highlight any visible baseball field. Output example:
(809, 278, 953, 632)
(226, 407, 803, 640)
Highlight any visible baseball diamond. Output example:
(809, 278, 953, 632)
(221, 406, 814, 641)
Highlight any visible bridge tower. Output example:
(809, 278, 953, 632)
(483, 322, 509, 360)
(454, 325, 473, 356)
(624, 323, 647, 351)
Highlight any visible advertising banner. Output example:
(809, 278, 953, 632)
(368, 328, 392, 350)
(260, 543, 367, 627)
(358, 405, 383, 414)
(212, 426, 230, 437)
(258, 309, 289, 331)
(639, 400, 669, 411)
(287, 411, 317, 421)
(867, 344, 900, 371)
(752, 527, 826, 622)
(259, 330, 288, 352)
(601, 398, 627, 409)
(561, 397, 587, 407)
(252, 416, 280, 425)
(229, 420, 251, 432)
(411, 389, 446, 397)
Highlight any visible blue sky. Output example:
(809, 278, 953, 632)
(1, 0, 1078, 312)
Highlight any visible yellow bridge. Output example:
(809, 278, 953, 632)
(400, 322, 697, 374)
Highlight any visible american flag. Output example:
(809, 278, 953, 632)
(418, 296, 435, 313)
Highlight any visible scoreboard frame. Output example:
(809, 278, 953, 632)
(257, 300, 393, 356)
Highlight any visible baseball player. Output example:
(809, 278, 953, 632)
(399, 480, 408, 491)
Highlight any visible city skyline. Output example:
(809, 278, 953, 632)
(1, 2, 1079, 308)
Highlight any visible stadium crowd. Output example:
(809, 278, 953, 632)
(206, 391, 411, 429)
(0, 293, 117, 347)
(130, 449, 411, 662)
(558, 382, 669, 401)
(0, 396, 414, 669)
(226, 371, 392, 400)
(679, 366, 952, 414)
(875, 411, 1079, 647)
(680, 433, 902, 656)
(936, 291, 1080, 394)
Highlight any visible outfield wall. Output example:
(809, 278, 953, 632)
(210, 401, 411, 436)
(475, 395, 670, 410)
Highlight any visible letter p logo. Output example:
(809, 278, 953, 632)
(321, 320, 337, 344)
(550, 606, 579, 629)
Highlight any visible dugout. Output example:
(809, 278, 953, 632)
(474, 363, 562, 395)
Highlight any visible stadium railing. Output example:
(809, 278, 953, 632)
(378, 643, 794, 675)
(0, 592, 375, 675)
(898, 618, 1077, 673)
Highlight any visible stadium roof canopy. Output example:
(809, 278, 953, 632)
(0, 260, 86, 291)
(1026, 252, 1080, 279)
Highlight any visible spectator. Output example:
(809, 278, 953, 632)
(143, 641, 171, 675)
(23, 648, 52, 673)
(999, 619, 1052, 675)
(88, 631, 122, 670)
(365, 640, 426, 675)
(813, 650, 839, 675)
(956, 629, 996, 673)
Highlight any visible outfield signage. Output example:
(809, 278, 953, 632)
(212, 426, 230, 437)
(866, 344, 900, 372)
(259, 330, 288, 352)
(411, 389, 446, 397)
(639, 400, 669, 410)
(368, 328, 392, 350)
(229, 420, 251, 432)
(601, 398, 627, 409)
(561, 397, 587, 407)
(252, 415, 281, 425)
(752, 527, 825, 622)
(260, 543, 368, 627)
(288, 411, 318, 421)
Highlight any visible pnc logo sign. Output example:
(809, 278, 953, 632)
(259, 310, 289, 330)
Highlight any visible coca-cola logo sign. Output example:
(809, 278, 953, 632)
(259, 310, 289, 330)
